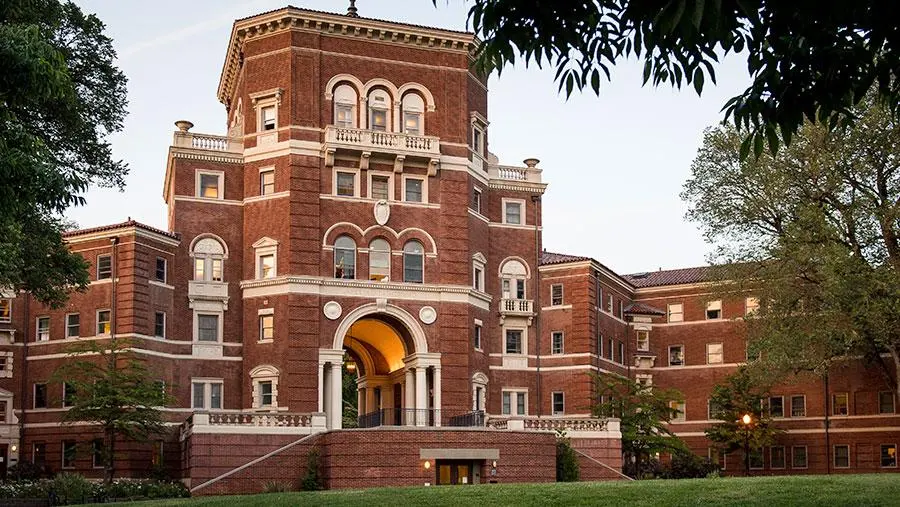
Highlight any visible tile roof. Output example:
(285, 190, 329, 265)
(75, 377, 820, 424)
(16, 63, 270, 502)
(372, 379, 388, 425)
(540, 251, 592, 266)
(623, 266, 712, 288)
(623, 302, 666, 316)
(62, 220, 179, 240)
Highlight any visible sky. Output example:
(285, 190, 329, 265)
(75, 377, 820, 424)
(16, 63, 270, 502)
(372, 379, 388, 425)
(72, 0, 750, 275)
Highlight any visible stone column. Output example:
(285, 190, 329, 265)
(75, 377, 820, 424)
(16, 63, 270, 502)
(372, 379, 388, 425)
(357, 387, 365, 420)
(330, 363, 343, 429)
(415, 367, 427, 427)
(433, 366, 442, 427)
(318, 362, 325, 413)
(404, 368, 415, 426)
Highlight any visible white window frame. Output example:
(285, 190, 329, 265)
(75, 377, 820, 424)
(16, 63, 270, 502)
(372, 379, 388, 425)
(191, 236, 227, 282)
(96, 254, 112, 280)
(551, 331, 564, 355)
(550, 284, 564, 306)
(259, 167, 275, 196)
(0, 351, 13, 379)
(636, 330, 649, 352)
(36, 316, 50, 342)
(368, 238, 391, 282)
(790, 394, 807, 417)
(791, 445, 808, 469)
(606, 294, 613, 313)
(618, 341, 625, 364)
(401, 93, 425, 135)
(96, 309, 111, 336)
(670, 400, 686, 422)
(332, 84, 358, 128)
(668, 344, 684, 366)
(191, 378, 224, 410)
(706, 342, 724, 364)
(832, 392, 849, 416)
(402, 240, 425, 283)
(253, 237, 279, 280)
(769, 395, 785, 418)
(250, 365, 280, 410)
(552, 392, 565, 415)
(473, 320, 483, 351)
(667, 303, 684, 323)
(472, 187, 483, 214)
(501, 198, 525, 225)
(745, 297, 760, 316)
(471, 123, 485, 155)
(501, 389, 528, 416)
(194, 312, 223, 343)
(504, 327, 526, 356)
(253, 93, 280, 133)
(367, 171, 394, 201)
(154, 311, 166, 338)
(367, 89, 392, 131)
(402, 174, 427, 203)
(195, 170, 224, 200)
(878, 391, 896, 414)
(472, 253, 486, 292)
(258, 308, 274, 343)
(333, 168, 360, 197)
(706, 300, 722, 320)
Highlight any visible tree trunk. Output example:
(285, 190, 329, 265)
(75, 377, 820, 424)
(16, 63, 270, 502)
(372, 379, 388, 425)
(744, 440, 751, 477)
(104, 427, 115, 484)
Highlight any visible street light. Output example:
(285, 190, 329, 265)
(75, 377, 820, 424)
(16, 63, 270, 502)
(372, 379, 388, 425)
(740, 413, 753, 477)
(742, 414, 752, 425)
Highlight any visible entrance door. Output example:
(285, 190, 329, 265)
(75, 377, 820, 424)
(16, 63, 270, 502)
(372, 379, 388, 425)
(0, 444, 7, 480)
(392, 384, 402, 425)
(435, 460, 474, 485)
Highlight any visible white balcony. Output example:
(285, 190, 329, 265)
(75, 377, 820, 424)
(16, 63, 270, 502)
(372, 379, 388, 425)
(488, 164, 542, 183)
(188, 280, 229, 310)
(172, 130, 242, 153)
(499, 298, 534, 325)
(324, 126, 440, 158)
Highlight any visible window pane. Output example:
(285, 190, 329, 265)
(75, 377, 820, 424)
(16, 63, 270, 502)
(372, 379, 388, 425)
(834, 445, 849, 467)
(371, 175, 389, 200)
(669, 346, 684, 366)
(336, 104, 353, 127)
(502, 392, 511, 415)
(403, 248, 423, 283)
(155, 257, 166, 282)
(405, 179, 423, 202)
(97, 310, 111, 335)
(552, 332, 563, 354)
(154, 312, 165, 337)
(516, 393, 525, 415)
(370, 109, 387, 131)
(194, 258, 205, 280)
(770, 397, 784, 418)
(0, 299, 10, 322)
(505, 330, 522, 354)
(211, 259, 223, 282)
(262, 106, 276, 130)
(198, 315, 219, 342)
(792, 446, 807, 468)
(881, 444, 897, 467)
(192, 383, 205, 408)
(404, 112, 421, 135)
(472, 189, 481, 213)
(37, 317, 49, 341)
(199, 174, 219, 198)
(505, 202, 521, 224)
(336, 172, 355, 196)
(334, 237, 356, 279)
(259, 254, 275, 279)
(879, 392, 895, 414)
(260, 315, 274, 340)
(833, 393, 849, 415)
(369, 239, 391, 281)
(260, 381, 273, 406)
(66, 314, 80, 338)
(260, 170, 275, 195)
(210, 383, 222, 409)
(97, 255, 112, 280)
(791, 396, 806, 417)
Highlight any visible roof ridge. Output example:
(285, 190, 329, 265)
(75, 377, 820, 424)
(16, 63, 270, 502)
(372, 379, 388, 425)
(63, 220, 179, 240)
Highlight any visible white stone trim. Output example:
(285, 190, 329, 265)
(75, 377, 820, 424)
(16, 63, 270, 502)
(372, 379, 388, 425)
(501, 197, 526, 226)
(331, 302, 429, 354)
(195, 169, 225, 200)
(367, 170, 395, 201)
(333, 167, 360, 198)
(401, 173, 428, 204)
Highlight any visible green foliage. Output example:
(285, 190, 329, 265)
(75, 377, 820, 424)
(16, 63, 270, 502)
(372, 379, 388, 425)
(342, 362, 359, 428)
(0, 477, 188, 503)
(0, 0, 127, 307)
(591, 372, 688, 477)
(682, 92, 900, 397)
(262, 481, 293, 493)
(49, 472, 93, 505)
(450, 1, 900, 158)
(51, 337, 173, 483)
(662, 451, 721, 480)
(300, 446, 323, 491)
(555, 431, 580, 482)
(6, 460, 52, 480)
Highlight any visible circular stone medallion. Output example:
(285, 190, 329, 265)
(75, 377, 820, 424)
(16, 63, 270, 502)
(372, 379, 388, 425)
(323, 301, 343, 320)
(419, 306, 437, 325)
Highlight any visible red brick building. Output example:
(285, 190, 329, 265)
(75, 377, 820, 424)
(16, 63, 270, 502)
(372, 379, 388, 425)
(0, 4, 894, 491)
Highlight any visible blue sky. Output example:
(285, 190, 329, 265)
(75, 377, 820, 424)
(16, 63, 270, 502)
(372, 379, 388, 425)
(72, 0, 749, 275)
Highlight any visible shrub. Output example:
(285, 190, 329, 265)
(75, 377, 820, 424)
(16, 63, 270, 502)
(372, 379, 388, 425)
(7, 460, 52, 481)
(556, 432, 580, 482)
(659, 452, 720, 479)
(49, 473, 94, 505)
(301, 446, 323, 491)
(0, 476, 188, 504)
(262, 480, 293, 493)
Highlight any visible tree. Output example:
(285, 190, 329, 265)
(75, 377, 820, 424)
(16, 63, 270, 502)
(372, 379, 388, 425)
(0, 0, 127, 307)
(592, 373, 687, 478)
(342, 362, 359, 428)
(682, 91, 900, 397)
(555, 430, 580, 482)
(52, 338, 171, 483)
(451, 1, 900, 157)
(705, 367, 782, 476)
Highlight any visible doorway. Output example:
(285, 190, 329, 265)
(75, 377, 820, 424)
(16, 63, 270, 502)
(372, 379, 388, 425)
(0, 444, 7, 480)
(435, 460, 476, 485)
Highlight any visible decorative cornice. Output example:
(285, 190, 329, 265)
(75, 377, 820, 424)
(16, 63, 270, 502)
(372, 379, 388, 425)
(487, 181, 548, 193)
(218, 7, 479, 105)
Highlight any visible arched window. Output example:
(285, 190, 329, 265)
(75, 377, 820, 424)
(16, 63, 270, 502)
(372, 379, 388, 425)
(333, 84, 358, 128)
(401, 93, 425, 135)
(403, 240, 424, 283)
(192, 237, 225, 282)
(334, 236, 356, 279)
(500, 259, 528, 300)
(367, 89, 391, 131)
(369, 238, 391, 281)
(249, 365, 280, 409)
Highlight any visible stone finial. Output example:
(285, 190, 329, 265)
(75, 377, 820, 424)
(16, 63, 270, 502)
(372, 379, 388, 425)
(523, 158, 540, 168)
(175, 120, 194, 132)
(347, 0, 359, 17)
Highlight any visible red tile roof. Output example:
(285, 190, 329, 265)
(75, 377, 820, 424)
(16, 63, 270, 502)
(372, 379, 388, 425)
(540, 251, 592, 266)
(623, 302, 666, 316)
(62, 220, 179, 240)
(623, 266, 712, 288)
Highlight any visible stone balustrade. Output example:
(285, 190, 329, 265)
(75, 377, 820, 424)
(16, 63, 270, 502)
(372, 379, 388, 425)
(173, 131, 242, 153)
(325, 126, 440, 156)
(500, 298, 534, 315)
(485, 416, 619, 437)
(181, 411, 328, 439)
(208, 412, 313, 427)
(489, 164, 542, 183)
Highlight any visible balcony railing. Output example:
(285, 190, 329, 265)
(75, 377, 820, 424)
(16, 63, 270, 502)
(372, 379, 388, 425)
(207, 412, 313, 428)
(486, 416, 616, 434)
(173, 131, 242, 153)
(500, 298, 534, 315)
(488, 164, 542, 183)
(357, 408, 441, 428)
(325, 126, 440, 156)
(448, 410, 486, 427)
(187, 280, 229, 301)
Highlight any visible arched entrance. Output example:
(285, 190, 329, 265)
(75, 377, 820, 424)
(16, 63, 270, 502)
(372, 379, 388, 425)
(318, 303, 441, 429)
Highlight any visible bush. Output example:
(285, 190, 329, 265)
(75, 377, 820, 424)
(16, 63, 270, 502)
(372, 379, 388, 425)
(7, 460, 52, 481)
(556, 433, 580, 482)
(301, 446, 323, 491)
(262, 480, 293, 493)
(0, 476, 189, 504)
(658, 452, 720, 479)
(49, 473, 94, 505)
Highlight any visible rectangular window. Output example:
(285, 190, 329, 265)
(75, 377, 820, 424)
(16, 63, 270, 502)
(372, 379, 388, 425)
(404, 178, 423, 202)
(152, 257, 166, 283)
(706, 343, 723, 364)
(198, 173, 221, 199)
(260, 169, 275, 195)
(261, 105, 276, 130)
(34, 383, 47, 408)
(668, 303, 683, 322)
(596, 284, 603, 308)
(833, 393, 849, 416)
(706, 300, 722, 320)
(152, 440, 164, 467)
(92, 439, 104, 469)
(335, 103, 353, 128)
(259, 314, 274, 341)
(618, 341, 625, 364)
(636, 330, 649, 351)
(404, 112, 421, 135)
(97, 309, 111, 335)
(472, 126, 483, 154)
(745, 297, 759, 315)
(197, 314, 219, 342)
(881, 444, 897, 468)
(708, 399, 723, 420)
(550, 284, 563, 306)
(551, 332, 564, 355)
(36, 316, 50, 341)
(791, 395, 806, 417)
(505, 330, 523, 355)
(0, 400, 5, 423)
(517, 392, 525, 415)
(473, 324, 482, 350)
(336, 171, 355, 196)
(210, 383, 222, 409)
(619, 301, 624, 319)
(258, 254, 275, 279)
(669, 345, 684, 366)
(259, 381, 273, 406)
(670, 401, 685, 422)
(154, 312, 165, 338)
(192, 382, 205, 409)
(473, 266, 483, 291)
(502, 392, 511, 415)
(63, 382, 76, 408)
(33, 442, 47, 465)
(552, 392, 565, 415)
(500, 391, 527, 415)
(211, 258, 223, 282)
(504, 201, 522, 225)
(598, 334, 603, 358)
(0, 299, 11, 323)
(769, 396, 784, 418)
(834, 445, 850, 468)
(97, 254, 112, 280)
(607, 294, 613, 313)
(62, 440, 76, 469)
(194, 258, 205, 281)
(371, 175, 390, 200)
(792, 446, 808, 469)
(879, 391, 896, 414)
(749, 448, 764, 469)
(370, 109, 387, 131)
(472, 188, 482, 214)
(607, 337, 614, 360)
(192, 381, 223, 409)
(770, 446, 786, 469)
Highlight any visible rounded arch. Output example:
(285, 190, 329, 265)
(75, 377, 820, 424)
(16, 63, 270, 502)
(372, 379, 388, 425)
(189, 233, 229, 258)
(396, 227, 438, 255)
(325, 222, 438, 255)
(324, 73, 365, 100)
(472, 371, 488, 384)
(332, 302, 428, 354)
(322, 222, 365, 247)
(362, 78, 399, 100)
(249, 364, 280, 378)
(498, 256, 532, 278)
(398, 82, 436, 111)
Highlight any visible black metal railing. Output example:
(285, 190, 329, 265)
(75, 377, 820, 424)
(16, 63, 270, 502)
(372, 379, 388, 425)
(448, 410, 486, 427)
(357, 408, 442, 428)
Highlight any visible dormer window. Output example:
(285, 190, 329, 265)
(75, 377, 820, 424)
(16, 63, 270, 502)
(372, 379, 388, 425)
(368, 89, 391, 131)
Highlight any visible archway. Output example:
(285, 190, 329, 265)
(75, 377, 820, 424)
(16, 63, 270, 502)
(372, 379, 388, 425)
(319, 304, 441, 430)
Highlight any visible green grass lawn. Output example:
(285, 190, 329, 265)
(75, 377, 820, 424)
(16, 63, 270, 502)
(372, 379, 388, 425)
(105, 474, 900, 507)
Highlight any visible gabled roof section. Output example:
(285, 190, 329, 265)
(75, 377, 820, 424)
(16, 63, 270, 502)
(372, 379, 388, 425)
(63, 220, 180, 241)
(623, 302, 666, 316)
(540, 251, 591, 266)
(624, 266, 713, 288)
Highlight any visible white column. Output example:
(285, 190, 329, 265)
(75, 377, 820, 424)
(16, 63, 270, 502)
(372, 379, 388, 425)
(329, 363, 343, 429)
(415, 367, 427, 427)
(357, 388, 365, 419)
(433, 366, 442, 427)
(404, 369, 415, 426)
(318, 362, 325, 413)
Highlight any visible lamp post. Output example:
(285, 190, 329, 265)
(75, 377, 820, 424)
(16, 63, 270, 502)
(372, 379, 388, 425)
(740, 413, 753, 476)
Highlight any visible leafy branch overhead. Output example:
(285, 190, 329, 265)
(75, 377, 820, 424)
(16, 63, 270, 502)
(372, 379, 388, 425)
(449, 0, 900, 157)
